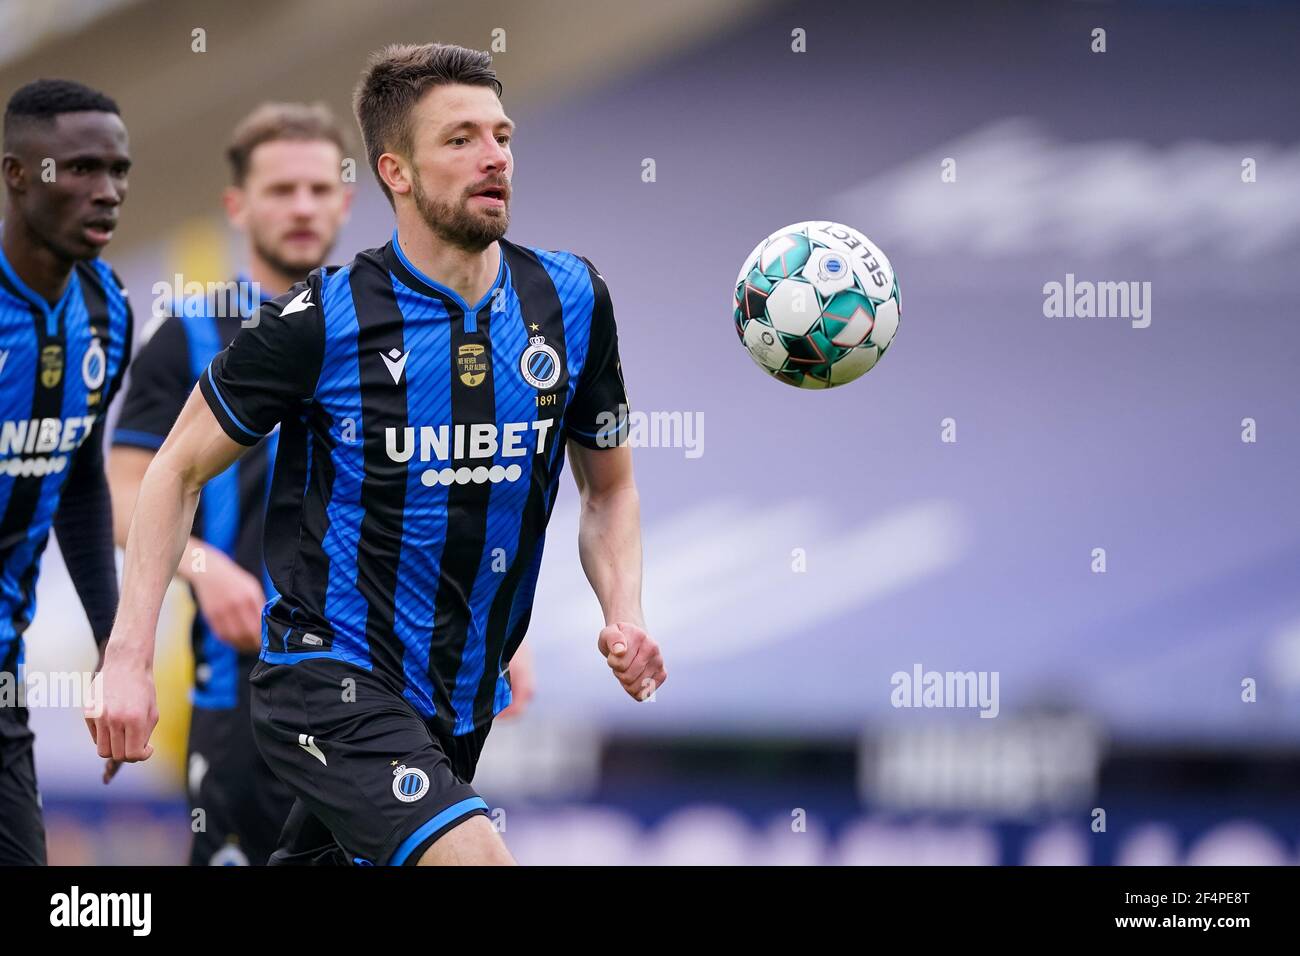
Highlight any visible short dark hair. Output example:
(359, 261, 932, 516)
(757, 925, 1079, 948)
(352, 43, 502, 206)
(4, 78, 120, 149)
(226, 101, 350, 185)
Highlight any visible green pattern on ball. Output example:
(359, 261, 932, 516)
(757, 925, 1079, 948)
(821, 289, 875, 322)
(759, 234, 812, 280)
(746, 267, 776, 294)
(806, 329, 835, 364)
(735, 223, 899, 390)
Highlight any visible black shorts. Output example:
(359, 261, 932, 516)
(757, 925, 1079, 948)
(250, 657, 493, 866)
(0, 703, 45, 866)
(187, 655, 294, 865)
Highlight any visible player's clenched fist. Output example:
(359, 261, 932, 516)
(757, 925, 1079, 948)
(84, 653, 158, 764)
(599, 622, 666, 701)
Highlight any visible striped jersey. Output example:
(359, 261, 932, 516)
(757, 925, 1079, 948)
(113, 280, 277, 709)
(0, 243, 132, 673)
(200, 235, 628, 735)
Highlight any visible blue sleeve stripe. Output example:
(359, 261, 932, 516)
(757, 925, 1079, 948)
(111, 429, 166, 450)
(387, 797, 489, 865)
(568, 416, 629, 440)
(258, 648, 349, 666)
(205, 366, 264, 439)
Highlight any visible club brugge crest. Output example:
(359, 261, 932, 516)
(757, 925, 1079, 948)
(40, 345, 63, 388)
(392, 764, 429, 803)
(458, 342, 488, 387)
(209, 841, 251, 866)
(519, 334, 561, 390)
(82, 336, 106, 390)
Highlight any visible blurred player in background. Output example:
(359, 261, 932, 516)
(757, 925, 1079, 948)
(107, 102, 352, 865)
(91, 42, 662, 866)
(0, 79, 132, 865)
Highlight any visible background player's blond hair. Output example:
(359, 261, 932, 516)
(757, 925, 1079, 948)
(225, 101, 350, 186)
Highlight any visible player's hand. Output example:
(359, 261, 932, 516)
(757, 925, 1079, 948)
(190, 549, 265, 654)
(498, 642, 536, 720)
(91, 650, 125, 782)
(84, 649, 158, 764)
(598, 622, 665, 702)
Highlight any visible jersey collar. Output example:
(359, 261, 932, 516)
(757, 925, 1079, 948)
(0, 220, 81, 333)
(387, 229, 505, 315)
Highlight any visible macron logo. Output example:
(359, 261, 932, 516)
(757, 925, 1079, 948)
(298, 734, 327, 766)
(381, 348, 410, 385)
(281, 288, 314, 316)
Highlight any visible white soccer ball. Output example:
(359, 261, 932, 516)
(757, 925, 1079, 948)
(733, 221, 900, 389)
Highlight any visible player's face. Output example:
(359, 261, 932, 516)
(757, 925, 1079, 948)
(407, 84, 513, 251)
(6, 111, 130, 261)
(228, 139, 351, 276)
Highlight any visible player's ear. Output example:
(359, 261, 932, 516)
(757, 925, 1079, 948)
(376, 152, 412, 199)
(2, 153, 27, 194)
(223, 184, 246, 228)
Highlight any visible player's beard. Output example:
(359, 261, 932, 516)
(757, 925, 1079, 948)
(412, 174, 509, 252)
(251, 231, 333, 282)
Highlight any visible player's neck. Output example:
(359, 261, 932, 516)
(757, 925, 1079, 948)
(0, 217, 75, 305)
(395, 224, 500, 308)
(245, 254, 304, 301)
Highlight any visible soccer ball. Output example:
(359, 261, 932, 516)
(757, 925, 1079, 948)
(733, 221, 900, 389)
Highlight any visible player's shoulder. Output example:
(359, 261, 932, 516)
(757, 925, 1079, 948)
(283, 245, 391, 309)
(138, 311, 190, 354)
(500, 239, 606, 296)
(74, 255, 124, 291)
(159, 282, 242, 342)
(500, 237, 595, 272)
(347, 243, 390, 275)
(239, 265, 347, 362)
(74, 256, 131, 309)
(74, 258, 133, 352)
(256, 261, 343, 323)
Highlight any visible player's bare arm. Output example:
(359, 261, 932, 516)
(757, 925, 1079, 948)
(569, 439, 666, 701)
(108, 445, 264, 652)
(87, 388, 251, 763)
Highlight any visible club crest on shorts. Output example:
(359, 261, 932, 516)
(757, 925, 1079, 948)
(392, 764, 429, 803)
(209, 842, 251, 866)
(519, 334, 561, 390)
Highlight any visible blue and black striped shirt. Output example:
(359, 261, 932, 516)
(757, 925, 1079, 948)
(0, 243, 131, 673)
(200, 236, 628, 735)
